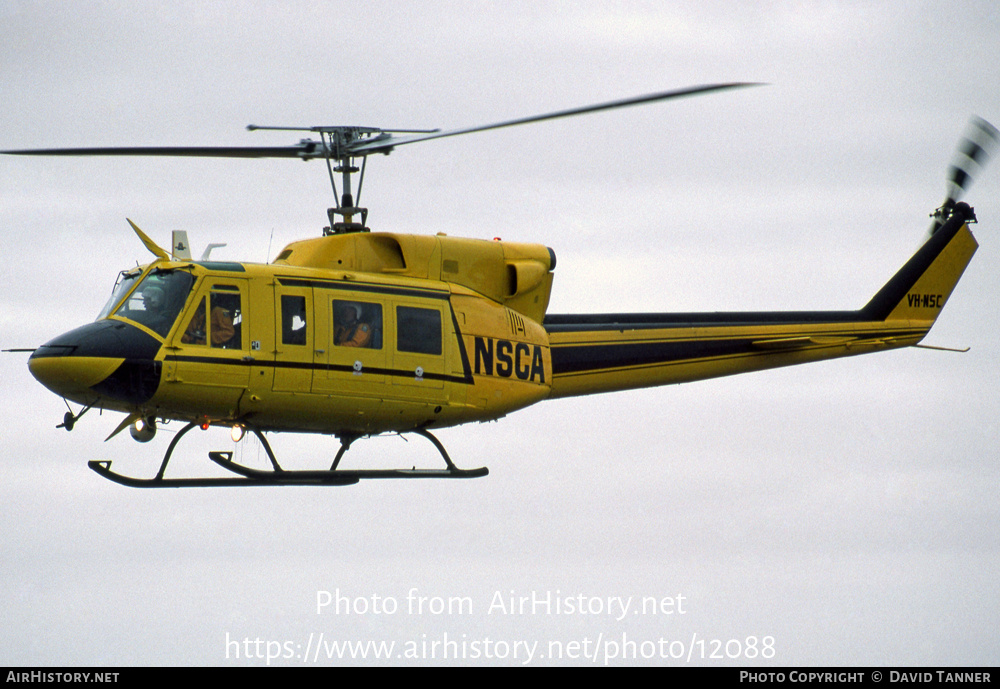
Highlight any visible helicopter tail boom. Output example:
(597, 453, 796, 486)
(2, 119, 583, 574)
(542, 204, 978, 400)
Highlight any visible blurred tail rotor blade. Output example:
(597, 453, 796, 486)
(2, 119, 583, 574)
(945, 116, 999, 204)
(930, 116, 998, 235)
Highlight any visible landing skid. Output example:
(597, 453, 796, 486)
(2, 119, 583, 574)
(88, 422, 488, 488)
(208, 453, 488, 483)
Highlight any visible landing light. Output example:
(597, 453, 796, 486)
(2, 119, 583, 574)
(130, 417, 156, 443)
(230, 425, 245, 443)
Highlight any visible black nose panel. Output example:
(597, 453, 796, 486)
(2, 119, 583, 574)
(31, 320, 161, 360)
(32, 319, 163, 404)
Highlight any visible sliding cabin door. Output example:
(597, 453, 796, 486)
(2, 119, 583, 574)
(311, 292, 387, 418)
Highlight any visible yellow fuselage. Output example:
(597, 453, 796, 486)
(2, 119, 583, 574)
(29, 232, 556, 436)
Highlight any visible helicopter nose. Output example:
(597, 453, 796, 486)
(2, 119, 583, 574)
(29, 350, 123, 399)
(29, 320, 163, 405)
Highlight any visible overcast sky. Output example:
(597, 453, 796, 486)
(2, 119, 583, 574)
(1, 0, 998, 666)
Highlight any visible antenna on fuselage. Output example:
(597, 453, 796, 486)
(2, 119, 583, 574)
(171, 230, 226, 261)
(200, 243, 227, 260)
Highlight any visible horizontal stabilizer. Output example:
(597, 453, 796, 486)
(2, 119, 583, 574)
(751, 335, 857, 349)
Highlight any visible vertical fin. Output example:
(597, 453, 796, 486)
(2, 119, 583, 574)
(862, 205, 978, 323)
(171, 230, 192, 260)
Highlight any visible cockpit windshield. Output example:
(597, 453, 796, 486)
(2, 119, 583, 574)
(108, 269, 195, 338)
(97, 270, 142, 321)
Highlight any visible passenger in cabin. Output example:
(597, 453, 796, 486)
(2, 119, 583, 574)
(209, 304, 236, 347)
(334, 303, 372, 348)
(182, 298, 236, 347)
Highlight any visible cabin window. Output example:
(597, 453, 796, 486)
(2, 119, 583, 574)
(397, 306, 441, 355)
(182, 289, 242, 348)
(333, 300, 382, 349)
(280, 295, 307, 345)
(112, 268, 195, 338)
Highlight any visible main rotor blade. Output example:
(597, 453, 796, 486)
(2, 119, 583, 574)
(2, 83, 760, 161)
(1, 145, 320, 159)
(348, 82, 763, 155)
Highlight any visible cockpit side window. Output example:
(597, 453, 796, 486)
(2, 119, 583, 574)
(209, 290, 241, 349)
(113, 269, 195, 338)
(181, 287, 242, 348)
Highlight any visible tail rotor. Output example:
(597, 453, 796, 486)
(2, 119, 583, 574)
(931, 116, 999, 233)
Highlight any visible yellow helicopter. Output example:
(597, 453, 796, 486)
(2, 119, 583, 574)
(4, 83, 996, 487)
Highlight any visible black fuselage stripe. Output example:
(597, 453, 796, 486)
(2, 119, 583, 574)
(448, 304, 475, 384)
(277, 277, 450, 300)
(544, 310, 867, 331)
(162, 354, 468, 384)
(549, 329, 921, 375)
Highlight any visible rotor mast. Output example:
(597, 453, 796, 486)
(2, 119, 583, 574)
(248, 124, 440, 234)
(316, 126, 382, 234)
(319, 127, 367, 235)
